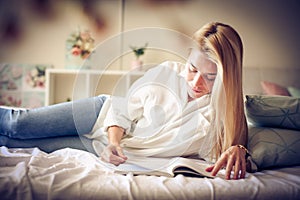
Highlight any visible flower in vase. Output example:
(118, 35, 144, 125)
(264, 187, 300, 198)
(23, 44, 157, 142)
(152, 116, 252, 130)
(67, 28, 95, 59)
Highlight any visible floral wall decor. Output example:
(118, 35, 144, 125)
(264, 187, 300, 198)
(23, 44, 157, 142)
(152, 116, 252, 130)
(24, 65, 47, 90)
(0, 63, 51, 108)
(65, 28, 95, 69)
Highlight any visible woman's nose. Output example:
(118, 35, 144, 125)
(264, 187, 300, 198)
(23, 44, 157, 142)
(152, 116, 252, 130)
(193, 72, 206, 88)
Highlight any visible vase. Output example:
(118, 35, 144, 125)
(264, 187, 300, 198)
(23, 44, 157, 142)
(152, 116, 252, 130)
(131, 60, 143, 71)
(65, 54, 92, 69)
(65, 53, 84, 69)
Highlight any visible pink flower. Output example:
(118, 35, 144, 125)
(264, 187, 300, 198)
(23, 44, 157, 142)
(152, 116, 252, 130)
(72, 46, 82, 56)
(37, 80, 44, 88)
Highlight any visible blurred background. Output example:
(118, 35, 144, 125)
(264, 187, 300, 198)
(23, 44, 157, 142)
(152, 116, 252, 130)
(0, 0, 300, 107)
(0, 0, 299, 69)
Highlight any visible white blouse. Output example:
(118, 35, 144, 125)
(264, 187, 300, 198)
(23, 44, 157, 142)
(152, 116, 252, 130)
(87, 61, 212, 158)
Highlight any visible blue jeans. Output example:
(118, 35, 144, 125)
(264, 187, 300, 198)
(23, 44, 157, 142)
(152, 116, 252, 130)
(0, 95, 107, 154)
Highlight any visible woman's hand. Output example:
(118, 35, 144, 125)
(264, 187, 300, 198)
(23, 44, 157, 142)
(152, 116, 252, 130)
(205, 145, 247, 180)
(101, 144, 127, 166)
(102, 125, 127, 165)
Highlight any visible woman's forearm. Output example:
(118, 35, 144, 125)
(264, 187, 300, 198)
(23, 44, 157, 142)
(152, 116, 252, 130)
(107, 126, 125, 146)
(102, 125, 127, 165)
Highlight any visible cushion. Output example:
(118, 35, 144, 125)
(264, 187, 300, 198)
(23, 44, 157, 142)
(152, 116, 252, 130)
(248, 126, 300, 171)
(245, 95, 300, 130)
(261, 81, 290, 96)
(287, 86, 300, 98)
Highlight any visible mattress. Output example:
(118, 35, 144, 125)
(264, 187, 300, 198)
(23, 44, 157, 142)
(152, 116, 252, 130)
(1, 146, 299, 200)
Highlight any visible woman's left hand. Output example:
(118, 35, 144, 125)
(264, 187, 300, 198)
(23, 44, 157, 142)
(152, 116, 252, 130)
(205, 145, 247, 180)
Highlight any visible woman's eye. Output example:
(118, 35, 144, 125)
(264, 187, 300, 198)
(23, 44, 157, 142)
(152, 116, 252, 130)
(205, 74, 217, 81)
(189, 64, 198, 73)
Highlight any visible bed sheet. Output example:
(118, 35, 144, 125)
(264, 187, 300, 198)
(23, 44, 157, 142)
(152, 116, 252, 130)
(0, 146, 299, 200)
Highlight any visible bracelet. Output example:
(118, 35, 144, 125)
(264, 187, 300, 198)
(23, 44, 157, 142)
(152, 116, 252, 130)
(236, 144, 251, 159)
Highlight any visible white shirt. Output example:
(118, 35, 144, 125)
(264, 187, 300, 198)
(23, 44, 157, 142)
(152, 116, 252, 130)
(87, 61, 212, 158)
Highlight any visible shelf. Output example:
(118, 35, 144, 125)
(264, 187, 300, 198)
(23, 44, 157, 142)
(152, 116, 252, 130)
(45, 69, 144, 105)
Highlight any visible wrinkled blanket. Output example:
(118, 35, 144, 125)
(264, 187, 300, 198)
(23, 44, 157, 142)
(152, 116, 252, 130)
(0, 146, 299, 200)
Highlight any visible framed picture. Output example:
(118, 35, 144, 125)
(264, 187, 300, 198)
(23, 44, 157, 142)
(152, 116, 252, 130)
(0, 63, 52, 108)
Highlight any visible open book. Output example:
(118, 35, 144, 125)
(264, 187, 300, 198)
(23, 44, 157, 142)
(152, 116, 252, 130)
(100, 156, 224, 178)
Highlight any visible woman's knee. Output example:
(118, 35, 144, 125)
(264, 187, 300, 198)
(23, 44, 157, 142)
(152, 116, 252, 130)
(0, 108, 28, 138)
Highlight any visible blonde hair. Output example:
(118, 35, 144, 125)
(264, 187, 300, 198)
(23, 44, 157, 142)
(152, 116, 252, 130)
(193, 22, 248, 160)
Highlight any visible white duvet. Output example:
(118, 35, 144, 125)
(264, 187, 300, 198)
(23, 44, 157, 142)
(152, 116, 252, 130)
(0, 146, 299, 200)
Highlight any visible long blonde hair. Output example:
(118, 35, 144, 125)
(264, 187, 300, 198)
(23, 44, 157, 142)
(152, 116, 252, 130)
(193, 22, 248, 160)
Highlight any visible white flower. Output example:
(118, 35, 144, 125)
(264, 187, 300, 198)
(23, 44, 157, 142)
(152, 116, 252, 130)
(31, 69, 38, 77)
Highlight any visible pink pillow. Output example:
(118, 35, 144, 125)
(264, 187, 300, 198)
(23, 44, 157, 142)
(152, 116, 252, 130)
(261, 81, 290, 96)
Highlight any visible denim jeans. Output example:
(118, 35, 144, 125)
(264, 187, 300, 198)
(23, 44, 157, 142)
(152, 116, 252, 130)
(0, 95, 107, 153)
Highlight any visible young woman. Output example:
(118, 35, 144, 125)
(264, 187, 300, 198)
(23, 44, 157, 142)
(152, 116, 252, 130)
(0, 22, 248, 180)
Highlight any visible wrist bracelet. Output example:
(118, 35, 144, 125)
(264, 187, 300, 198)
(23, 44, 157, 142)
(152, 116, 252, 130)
(236, 144, 251, 159)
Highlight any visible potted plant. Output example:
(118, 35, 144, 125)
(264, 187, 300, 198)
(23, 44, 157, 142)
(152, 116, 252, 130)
(130, 43, 148, 70)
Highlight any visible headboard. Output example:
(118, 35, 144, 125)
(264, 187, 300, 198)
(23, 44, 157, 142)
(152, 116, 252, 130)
(243, 67, 300, 95)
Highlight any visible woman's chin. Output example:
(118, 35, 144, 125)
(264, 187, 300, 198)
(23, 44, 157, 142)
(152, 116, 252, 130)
(194, 90, 211, 99)
(193, 93, 204, 99)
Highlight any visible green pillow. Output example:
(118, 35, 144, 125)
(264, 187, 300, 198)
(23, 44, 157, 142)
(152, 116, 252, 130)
(287, 86, 300, 98)
(248, 126, 300, 171)
(245, 95, 300, 130)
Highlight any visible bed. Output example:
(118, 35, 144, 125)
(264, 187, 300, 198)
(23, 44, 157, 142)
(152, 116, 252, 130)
(1, 146, 299, 200)
(1, 67, 300, 200)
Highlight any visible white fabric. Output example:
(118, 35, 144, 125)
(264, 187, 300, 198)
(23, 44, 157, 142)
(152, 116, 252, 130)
(88, 62, 212, 158)
(1, 146, 300, 200)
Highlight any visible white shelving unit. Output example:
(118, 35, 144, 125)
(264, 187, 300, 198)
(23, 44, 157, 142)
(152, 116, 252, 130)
(45, 69, 144, 106)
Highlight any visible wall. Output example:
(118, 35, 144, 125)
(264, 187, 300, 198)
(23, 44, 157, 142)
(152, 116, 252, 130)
(0, 0, 299, 70)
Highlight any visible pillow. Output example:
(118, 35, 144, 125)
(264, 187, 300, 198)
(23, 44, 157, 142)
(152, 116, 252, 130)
(287, 86, 300, 98)
(247, 126, 300, 171)
(245, 95, 300, 130)
(261, 81, 290, 96)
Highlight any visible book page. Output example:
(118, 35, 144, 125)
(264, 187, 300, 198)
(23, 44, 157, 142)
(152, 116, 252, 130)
(98, 155, 221, 178)
(166, 158, 215, 178)
(99, 156, 174, 177)
(104, 162, 150, 172)
(125, 155, 178, 171)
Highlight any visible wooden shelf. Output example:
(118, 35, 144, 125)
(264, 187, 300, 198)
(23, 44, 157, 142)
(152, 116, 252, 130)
(45, 69, 144, 105)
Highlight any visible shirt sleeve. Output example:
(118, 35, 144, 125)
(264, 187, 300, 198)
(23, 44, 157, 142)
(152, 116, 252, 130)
(103, 94, 144, 134)
(102, 67, 158, 134)
(103, 61, 188, 135)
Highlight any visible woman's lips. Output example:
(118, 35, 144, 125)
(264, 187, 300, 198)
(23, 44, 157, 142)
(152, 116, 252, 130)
(192, 88, 202, 93)
(192, 86, 210, 97)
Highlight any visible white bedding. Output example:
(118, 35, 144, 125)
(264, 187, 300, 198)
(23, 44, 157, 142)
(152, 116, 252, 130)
(0, 146, 299, 200)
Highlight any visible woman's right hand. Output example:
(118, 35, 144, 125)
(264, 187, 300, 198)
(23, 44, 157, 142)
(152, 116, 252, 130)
(101, 144, 127, 166)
